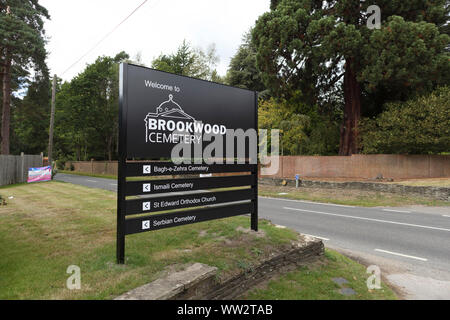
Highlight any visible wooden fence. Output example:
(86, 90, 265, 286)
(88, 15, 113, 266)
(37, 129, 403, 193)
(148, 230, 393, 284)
(0, 153, 43, 186)
(66, 160, 118, 176)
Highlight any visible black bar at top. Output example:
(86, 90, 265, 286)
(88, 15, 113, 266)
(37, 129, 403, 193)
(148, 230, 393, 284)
(125, 202, 254, 235)
(125, 175, 254, 196)
(126, 162, 255, 177)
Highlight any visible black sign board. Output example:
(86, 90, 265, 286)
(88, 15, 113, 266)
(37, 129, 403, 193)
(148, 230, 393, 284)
(117, 63, 258, 264)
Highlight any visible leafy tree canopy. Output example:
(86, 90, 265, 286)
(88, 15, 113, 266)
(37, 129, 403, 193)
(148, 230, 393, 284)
(10, 71, 52, 155)
(0, 0, 49, 75)
(253, 0, 450, 155)
(1, 0, 50, 154)
(226, 30, 265, 92)
(360, 86, 450, 154)
(259, 95, 340, 155)
(55, 52, 129, 161)
(151, 40, 223, 82)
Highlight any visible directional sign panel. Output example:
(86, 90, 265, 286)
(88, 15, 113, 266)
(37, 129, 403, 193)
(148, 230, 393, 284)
(126, 162, 254, 177)
(125, 203, 255, 235)
(125, 175, 255, 196)
(125, 189, 255, 215)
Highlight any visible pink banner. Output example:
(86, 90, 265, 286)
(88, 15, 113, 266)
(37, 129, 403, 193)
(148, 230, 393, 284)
(27, 166, 52, 183)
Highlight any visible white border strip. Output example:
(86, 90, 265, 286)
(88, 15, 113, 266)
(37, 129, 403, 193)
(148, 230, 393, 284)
(303, 234, 330, 241)
(383, 209, 411, 213)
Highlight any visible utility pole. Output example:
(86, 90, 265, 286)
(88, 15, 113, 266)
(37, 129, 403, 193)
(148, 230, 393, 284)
(48, 74, 56, 170)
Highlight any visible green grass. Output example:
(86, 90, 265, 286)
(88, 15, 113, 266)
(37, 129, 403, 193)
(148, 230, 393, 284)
(389, 178, 450, 187)
(244, 249, 396, 300)
(0, 181, 297, 300)
(0, 181, 398, 300)
(259, 185, 449, 207)
(58, 170, 116, 180)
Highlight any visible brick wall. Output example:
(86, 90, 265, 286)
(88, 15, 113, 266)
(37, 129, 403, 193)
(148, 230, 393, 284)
(260, 154, 450, 180)
(67, 155, 450, 180)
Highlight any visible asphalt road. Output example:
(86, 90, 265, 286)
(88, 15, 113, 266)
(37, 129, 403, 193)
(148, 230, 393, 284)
(259, 197, 450, 269)
(55, 173, 450, 298)
(55, 173, 119, 192)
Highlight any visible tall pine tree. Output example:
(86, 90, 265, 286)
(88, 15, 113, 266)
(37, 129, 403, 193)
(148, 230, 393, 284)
(0, 0, 49, 154)
(253, 0, 450, 155)
(11, 69, 50, 155)
(226, 31, 266, 92)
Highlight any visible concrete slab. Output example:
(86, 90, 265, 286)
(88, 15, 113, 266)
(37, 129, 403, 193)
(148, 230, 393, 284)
(339, 288, 356, 296)
(332, 277, 349, 286)
(387, 273, 450, 300)
(114, 263, 217, 300)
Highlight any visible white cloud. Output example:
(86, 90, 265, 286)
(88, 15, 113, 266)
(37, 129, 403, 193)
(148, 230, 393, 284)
(40, 0, 270, 81)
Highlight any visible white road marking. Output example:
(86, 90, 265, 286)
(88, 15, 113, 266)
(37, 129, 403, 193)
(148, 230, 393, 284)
(283, 207, 450, 232)
(298, 200, 355, 208)
(443, 215, 450, 218)
(383, 209, 411, 213)
(110, 183, 117, 186)
(374, 249, 428, 262)
(303, 234, 330, 241)
(259, 196, 355, 208)
(86, 180, 97, 183)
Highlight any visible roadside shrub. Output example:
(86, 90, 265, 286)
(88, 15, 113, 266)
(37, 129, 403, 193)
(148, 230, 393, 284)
(51, 167, 58, 179)
(55, 159, 65, 170)
(259, 97, 340, 155)
(360, 86, 450, 154)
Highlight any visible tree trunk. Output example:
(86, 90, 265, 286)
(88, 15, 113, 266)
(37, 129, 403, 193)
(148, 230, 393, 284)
(107, 135, 113, 161)
(339, 58, 361, 156)
(1, 53, 11, 155)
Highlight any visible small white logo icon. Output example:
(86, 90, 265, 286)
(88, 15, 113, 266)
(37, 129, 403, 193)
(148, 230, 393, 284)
(144, 95, 196, 143)
(143, 202, 151, 211)
(143, 165, 151, 174)
(143, 183, 151, 192)
(142, 220, 150, 230)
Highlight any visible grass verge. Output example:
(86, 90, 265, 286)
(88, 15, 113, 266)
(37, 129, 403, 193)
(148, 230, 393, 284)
(259, 185, 449, 207)
(57, 171, 448, 207)
(387, 178, 450, 187)
(243, 249, 396, 300)
(0, 181, 397, 300)
(0, 181, 297, 299)
(58, 170, 116, 180)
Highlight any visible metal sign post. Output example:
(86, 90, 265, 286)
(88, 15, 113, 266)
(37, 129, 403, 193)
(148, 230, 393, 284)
(116, 63, 258, 264)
